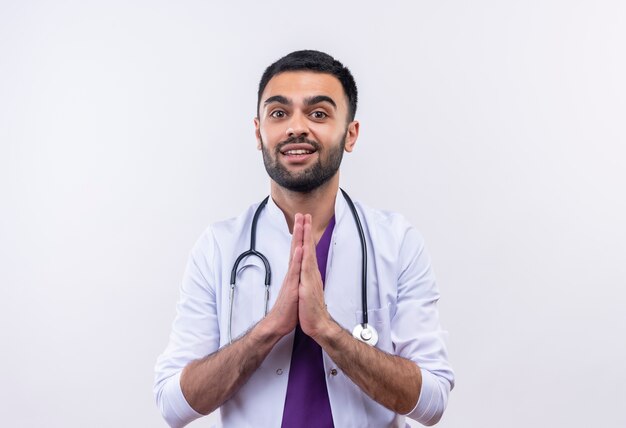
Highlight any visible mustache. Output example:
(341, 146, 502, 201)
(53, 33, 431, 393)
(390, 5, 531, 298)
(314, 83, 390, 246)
(275, 136, 321, 152)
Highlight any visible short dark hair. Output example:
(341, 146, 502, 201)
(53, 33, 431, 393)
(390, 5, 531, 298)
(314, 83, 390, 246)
(257, 50, 358, 122)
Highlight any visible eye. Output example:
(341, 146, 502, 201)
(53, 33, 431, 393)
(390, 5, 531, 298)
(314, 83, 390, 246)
(311, 111, 328, 120)
(269, 110, 286, 119)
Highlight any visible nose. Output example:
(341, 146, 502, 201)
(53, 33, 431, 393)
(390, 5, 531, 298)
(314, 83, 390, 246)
(286, 112, 308, 138)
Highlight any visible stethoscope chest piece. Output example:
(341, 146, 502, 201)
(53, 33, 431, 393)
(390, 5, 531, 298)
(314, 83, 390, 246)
(352, 323, 378, 346)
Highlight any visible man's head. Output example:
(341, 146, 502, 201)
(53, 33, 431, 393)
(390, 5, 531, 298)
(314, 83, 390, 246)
(255, 51, 360, 193)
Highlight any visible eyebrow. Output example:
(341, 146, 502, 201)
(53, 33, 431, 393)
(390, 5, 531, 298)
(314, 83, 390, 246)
(264, 95, 290, 106)
(263, 95, 337, 109)
(304, 95, 337, 109)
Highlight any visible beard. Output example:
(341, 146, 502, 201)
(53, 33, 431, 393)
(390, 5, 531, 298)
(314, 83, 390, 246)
(261, 131, 347, 193)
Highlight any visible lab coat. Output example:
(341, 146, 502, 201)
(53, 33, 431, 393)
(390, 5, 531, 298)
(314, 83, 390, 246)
(154, 193, 454, 427)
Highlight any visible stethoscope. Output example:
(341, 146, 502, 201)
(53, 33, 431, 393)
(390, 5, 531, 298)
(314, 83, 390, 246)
(229, 189, 378, 347)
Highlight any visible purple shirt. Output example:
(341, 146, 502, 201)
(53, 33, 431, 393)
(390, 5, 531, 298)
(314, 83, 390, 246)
(281, 216, 336, 428)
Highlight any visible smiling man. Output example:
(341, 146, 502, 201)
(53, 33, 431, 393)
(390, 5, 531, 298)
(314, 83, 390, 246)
(155, 50, 454, 428)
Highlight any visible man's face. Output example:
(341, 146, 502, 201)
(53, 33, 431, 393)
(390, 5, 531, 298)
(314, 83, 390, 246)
(254, 71, 359, 193)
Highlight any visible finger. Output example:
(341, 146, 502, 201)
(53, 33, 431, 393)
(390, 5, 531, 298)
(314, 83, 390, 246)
(290, 213, 304, 259)
(287, 246, 303, 284)
(302, 215, 317, 273)
(302, 215, 311, 260)
(295, 213, 304, 243)
(305, 214, 316, 251)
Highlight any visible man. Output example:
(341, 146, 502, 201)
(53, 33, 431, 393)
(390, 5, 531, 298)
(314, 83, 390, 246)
(155, 50, 454, 427)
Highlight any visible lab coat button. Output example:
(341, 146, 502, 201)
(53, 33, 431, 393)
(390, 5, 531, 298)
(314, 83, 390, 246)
(276, 369, 283, 375)
(330, 368, 338, 376)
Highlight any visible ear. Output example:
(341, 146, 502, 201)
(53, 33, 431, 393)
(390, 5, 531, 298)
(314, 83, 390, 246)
(254, 117, 262, 150)
(344, 120, 360, 153)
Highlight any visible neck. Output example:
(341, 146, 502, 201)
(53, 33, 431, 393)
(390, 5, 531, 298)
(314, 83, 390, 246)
(271, 174, 339, 242)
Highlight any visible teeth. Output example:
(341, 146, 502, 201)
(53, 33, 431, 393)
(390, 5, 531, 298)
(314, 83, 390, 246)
(285, 149, 313, 155)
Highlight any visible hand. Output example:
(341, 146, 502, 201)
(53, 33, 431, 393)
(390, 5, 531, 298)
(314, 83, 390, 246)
(262, 213, 304, 338)
(298, 214, 332, 339)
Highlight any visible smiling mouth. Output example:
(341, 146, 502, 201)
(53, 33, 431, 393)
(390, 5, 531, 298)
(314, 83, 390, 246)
(283, 149, 314, 155)
(277, 137, 320, 158)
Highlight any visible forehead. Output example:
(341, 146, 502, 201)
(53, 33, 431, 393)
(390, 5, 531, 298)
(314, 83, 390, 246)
(261, 71, 347, 107)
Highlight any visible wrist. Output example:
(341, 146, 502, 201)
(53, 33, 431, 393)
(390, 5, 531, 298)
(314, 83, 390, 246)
(253, 313, 288, 346)
(311, 316, 344, 346)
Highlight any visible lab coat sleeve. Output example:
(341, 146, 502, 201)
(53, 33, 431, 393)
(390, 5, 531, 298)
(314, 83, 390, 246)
(392, 225, 455, 426)
(154, 229, 221, 428)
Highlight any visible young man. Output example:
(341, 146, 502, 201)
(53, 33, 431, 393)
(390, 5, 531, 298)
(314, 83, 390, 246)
(155, 50, 454, 427)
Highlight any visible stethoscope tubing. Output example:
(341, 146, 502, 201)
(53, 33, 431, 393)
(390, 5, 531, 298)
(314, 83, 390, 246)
(229, 196, 271, 343)
(340, 188, 369, 327)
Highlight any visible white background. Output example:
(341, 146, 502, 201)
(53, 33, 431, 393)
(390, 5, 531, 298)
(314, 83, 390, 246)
(1, 1, 625, 427)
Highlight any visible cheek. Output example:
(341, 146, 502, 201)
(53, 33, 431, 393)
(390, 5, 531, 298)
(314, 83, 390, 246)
(309, 125, 338, 141)
(259, 125, 282, 144)
(320, 128, 345, 146)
